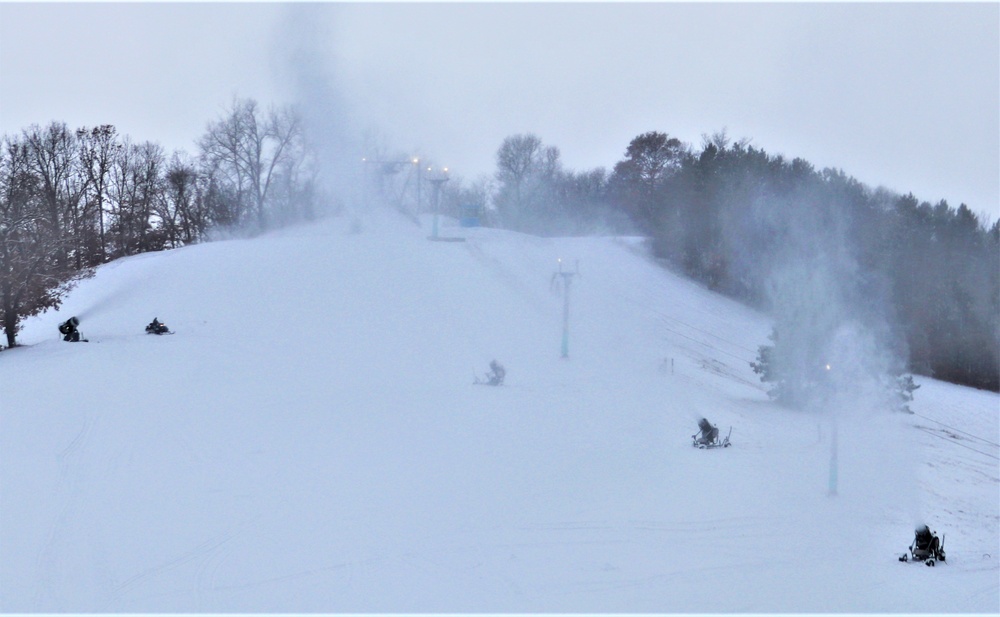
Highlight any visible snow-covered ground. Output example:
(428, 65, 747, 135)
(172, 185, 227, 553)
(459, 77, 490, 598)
(2, 210, 997, 612)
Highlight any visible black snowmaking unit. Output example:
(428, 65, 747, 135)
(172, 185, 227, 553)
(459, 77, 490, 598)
(58, 317, 87, 342)
(474, 360, 505, 386)
(692, 417, 731, 449)
(899, 525, 946, 566)
(145, 317, 171, 335)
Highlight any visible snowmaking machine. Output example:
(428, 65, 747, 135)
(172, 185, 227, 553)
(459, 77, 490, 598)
(692, 417, 731, 449)
(474, 360, 506, 386)
(58, 317, 87, 342)
(899, 525, 946, 566)
(145, 318, 171, 335)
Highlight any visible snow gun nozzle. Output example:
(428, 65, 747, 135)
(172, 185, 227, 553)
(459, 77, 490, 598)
(58, 316, 80, 336)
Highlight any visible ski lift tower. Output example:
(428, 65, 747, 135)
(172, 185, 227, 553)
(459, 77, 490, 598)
(427, 167, 449, 240)
(553, 258, 579, 359)
(414, 157, 422, 212)
(825, 363, 839, 497)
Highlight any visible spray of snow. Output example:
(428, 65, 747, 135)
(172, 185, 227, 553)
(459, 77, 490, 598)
(740, 183, 923, 543)
(276, 5, 366, 220)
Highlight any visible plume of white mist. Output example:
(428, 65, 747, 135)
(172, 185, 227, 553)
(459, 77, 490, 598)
(69, 277, 143, 324)
(745, 185, 925, 530)
(275, 5, 364, 219)
(766, 252, 901, 416)
(748, 179, 906, 418)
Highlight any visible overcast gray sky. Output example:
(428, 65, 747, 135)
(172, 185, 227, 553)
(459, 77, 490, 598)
(2, 2, 997, 221)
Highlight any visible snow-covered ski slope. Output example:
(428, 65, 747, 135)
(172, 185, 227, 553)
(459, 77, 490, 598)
(2, 210, 997, 613)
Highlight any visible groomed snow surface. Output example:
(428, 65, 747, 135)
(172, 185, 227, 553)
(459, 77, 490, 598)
(2, 210, 997, 613)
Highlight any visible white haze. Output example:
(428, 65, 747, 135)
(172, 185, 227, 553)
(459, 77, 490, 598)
(764, 211, 901, 417)
(1, 4, 998, 608)
(276, 8, 363, 216)
(5, 3, 994, 219)
(1, 210, 997, 612)
(271, 4, 978, 544)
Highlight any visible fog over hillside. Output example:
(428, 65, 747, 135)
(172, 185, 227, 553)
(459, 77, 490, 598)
(1, 210, 996, 612)
(0, 3, 997, 611)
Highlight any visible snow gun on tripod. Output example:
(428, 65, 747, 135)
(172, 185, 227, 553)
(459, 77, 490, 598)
(58, 317, 87, 342)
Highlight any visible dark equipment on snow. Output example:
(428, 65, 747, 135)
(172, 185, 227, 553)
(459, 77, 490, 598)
(145, 318, 171, 335)
(475, 360, 506, 386)
(692, 417, 731, 448)
(58, 316, 86, 342)
(899, 525, 946, 566)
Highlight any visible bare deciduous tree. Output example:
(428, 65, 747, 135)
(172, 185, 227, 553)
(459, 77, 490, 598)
(199, 98, 305, 231)
(494, 133, 566, 231)
(495, 133, 542, 224)
(0, 135, 90, 348)
(161, 152, 202, 247)
(22, 122, 87, 266)
(77, 125, 121, 262)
